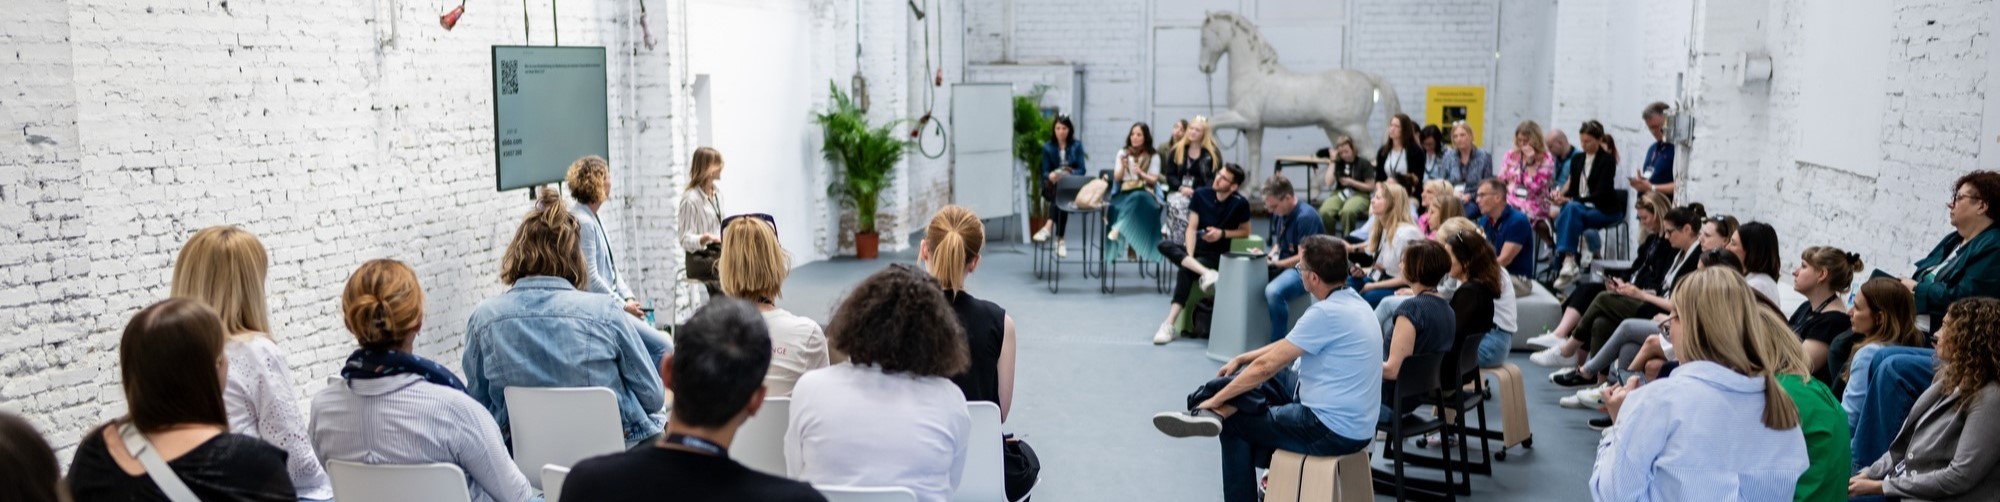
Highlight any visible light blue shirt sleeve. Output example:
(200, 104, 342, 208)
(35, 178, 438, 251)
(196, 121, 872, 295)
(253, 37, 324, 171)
(1285, 306, 1336, 354)
(1592, 388, 1673, 502)
(1843, 344, 1883, 428)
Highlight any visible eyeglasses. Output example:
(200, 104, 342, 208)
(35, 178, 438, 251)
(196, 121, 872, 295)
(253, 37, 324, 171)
(1950, 193, 1983, 208)
(721, 213, 777, 237)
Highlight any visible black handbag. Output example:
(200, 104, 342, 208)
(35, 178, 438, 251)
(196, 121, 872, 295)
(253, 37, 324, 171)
(1003, 434, 1041, 501)
(685, 242, 722, 282)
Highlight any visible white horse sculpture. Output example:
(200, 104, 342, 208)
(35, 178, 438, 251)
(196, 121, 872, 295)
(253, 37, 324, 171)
(1199, 11, 1400, 185)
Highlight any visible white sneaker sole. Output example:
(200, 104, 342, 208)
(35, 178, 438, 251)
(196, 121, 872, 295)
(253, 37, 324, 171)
(1152, 412, 1223, 438)
(1524, 333, 1563, 349)
(1528, 348, 1570, 368)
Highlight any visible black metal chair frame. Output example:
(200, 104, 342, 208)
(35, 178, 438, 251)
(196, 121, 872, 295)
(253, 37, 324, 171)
(1099, 181, 1171, 294)
(1033, 172, 1108, 293)
(1371, 352, 1458, 502)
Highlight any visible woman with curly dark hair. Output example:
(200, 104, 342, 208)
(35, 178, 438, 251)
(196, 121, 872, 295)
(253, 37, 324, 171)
(1851, 297, 2000, 501)
(785, 264, 972, 502)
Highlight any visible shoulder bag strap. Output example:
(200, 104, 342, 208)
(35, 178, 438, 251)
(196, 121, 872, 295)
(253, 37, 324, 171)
(118, 422, 203, 502)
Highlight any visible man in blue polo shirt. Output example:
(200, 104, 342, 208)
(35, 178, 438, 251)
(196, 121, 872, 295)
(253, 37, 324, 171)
(1260, 175, 1325, 342)
(1476, 178, 1534, 294)
(1631, 102, 1677, 199)
(1151, 236, 1381, 502)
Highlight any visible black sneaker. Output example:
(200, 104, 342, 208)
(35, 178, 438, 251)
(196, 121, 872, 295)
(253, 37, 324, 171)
(1588, 416, 1615, 431)
(1550, 369, 1599, 388)
(1152, 410, 1224, 438)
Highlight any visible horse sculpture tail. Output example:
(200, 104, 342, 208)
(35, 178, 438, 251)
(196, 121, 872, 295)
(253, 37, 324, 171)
(1366, 72, 1401, 120)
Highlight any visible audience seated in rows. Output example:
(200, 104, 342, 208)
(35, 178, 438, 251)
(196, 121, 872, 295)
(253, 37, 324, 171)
(310, 259, 532, 502)
(68, 298, 299, 501)
(1562, 249, 1741, 419)
(718, 213, 831, 398)
(1525, 191, 1676, 357)
(1851, 297, 2000, 501)
(463, 189, 671, 450)
(1590, 267, 1808, 500)
(1152, 235, 1381, 502)
(1547, 204, 1704, 389)
(566, 298, 828, 502)
(786, 264, 972, 502)
(1261, 175, 1326, 342)
(170, 226, 333, 499)
(2, 411, 66, 502)
(1352, 183, 1426, 306)
(1153, 163, 1252, 345)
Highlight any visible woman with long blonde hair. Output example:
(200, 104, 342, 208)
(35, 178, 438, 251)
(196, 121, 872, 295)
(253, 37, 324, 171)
(1353, 183, 1424, 306)
(170, 225, 333, 500)
(1162, 117, 1223, 247)
(922, 205, 1021, 429)
(1591, 267, 1811, 501)
(718, 213, 829, 397)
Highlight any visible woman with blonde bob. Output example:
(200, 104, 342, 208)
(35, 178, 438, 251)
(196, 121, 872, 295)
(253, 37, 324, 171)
(1591, 267, 1814, 501)
(311, 259, 532, 502)
(719, 214, 829, 397)
(463, 190, 671, 449)
(170, 225, 333, 500)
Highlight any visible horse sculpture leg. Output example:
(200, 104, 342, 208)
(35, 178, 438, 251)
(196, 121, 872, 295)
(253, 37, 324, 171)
(1243, 128, 1264, 191)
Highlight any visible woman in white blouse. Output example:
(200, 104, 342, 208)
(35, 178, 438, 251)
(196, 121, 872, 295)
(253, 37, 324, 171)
(716, 213, 831, 397)
(170, 225, 333, 500)
(1592, 267, 1810, 500)
(679, 147, 726, 295)
(787, 264, 971, 502)
(1353, 183, 1427, 307)
(311, 259, 532, 502)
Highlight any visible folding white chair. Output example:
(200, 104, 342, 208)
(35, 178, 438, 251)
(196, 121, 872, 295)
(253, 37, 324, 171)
(504, 387, 624, 489)
(326, 460, 470, 502)
(734, 397, 790, 476)
(816, 485, 919, 502)
(541, 464, 571, 502)
(954, 402, 1007, 502)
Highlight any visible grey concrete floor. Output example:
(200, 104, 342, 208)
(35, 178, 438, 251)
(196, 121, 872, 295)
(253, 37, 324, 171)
(778, 236, 1599, 501)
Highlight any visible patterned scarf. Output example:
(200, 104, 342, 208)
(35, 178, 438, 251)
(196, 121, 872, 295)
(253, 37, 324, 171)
(340, 348, 467, 393)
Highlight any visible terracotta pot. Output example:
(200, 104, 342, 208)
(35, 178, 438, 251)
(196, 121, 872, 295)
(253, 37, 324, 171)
(855, 231, 880, 260)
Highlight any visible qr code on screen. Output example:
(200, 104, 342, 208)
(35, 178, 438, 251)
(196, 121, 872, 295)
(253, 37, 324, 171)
(501, 60, 519, 95)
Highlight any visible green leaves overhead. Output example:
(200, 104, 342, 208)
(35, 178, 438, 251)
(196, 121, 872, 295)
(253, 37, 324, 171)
(814, 82, 909, 234)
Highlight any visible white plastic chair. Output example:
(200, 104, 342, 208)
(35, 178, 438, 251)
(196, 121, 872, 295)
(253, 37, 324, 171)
(955, 402, 1007, 502)
(734, 397, 790, 476)
(326, 375, 343, 387)
(541, 464, 570, 502)
(504, 387, 623, 489)
(326, 460, 470, 502)
(816, 485, 919, 502)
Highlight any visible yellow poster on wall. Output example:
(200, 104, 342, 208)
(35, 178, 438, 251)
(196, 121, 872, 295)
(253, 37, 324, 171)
(1426, 86, 1486, 147)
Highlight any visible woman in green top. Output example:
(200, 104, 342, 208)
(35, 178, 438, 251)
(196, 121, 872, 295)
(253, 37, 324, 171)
(1752, 291, 1854, 501)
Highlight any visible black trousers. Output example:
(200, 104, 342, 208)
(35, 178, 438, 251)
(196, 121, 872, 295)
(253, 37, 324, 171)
(1042, 184, 1069, 239)
(1158, 241, 1218, 305)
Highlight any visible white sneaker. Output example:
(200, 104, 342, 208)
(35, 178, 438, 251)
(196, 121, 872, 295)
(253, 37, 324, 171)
(1524, 331, 1565, 349)
(1108, 228, 1122, 241)
(1199, 270, 1219, 293)
(1057, 241, 1068, 258)
(1153, 322, 1175, 345)
(1575, 384, 1608, 404)
(1529, 346, 1570, 368)
(1581, 248, 1596, 269)
(1555, 257, 1582, 290)
(1033, 222, 1052, 242)
(1560, 385, 1608, 409)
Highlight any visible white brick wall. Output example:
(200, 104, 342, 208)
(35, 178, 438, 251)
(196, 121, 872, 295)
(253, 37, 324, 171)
(1, 0, 679, 461)
(1348, 0, 1500, 141)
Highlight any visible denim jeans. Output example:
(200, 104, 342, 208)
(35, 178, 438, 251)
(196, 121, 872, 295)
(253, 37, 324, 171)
(1186, 370, 1371, 502)
(1851, 347, 1936, 474)
(1555, 201, 1623, 257)
(1265, 268, 1307, 342)
(1477, 328, 1515, 368)
(1348, 276, 1397, 307)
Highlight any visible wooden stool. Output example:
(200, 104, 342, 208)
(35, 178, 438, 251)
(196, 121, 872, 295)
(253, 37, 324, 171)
(1265, 449, 1374, 502)
(1478, 363, 1534, 459)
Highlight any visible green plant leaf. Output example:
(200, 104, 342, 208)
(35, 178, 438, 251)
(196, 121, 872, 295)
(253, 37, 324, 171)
(814, 81, 910, 234)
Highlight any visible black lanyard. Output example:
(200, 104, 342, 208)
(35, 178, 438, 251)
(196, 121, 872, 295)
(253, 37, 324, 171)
(1792, 296, 1839, 334)
(663, 433, 728, 458)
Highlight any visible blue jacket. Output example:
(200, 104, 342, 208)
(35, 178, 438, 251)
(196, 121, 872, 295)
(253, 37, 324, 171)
(1270, 202, 1326, 261)
(1039, 140, 1087, 182)
(570, 202, 633, 300)
(463, 276, 672, 448)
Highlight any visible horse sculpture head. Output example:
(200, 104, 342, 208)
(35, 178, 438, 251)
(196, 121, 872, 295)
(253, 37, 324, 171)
(1198, 13, 1234, 74)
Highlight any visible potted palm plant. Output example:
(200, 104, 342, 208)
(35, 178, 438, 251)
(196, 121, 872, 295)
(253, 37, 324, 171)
(815, 82, 908, 259)
(1013, 87, 1055, 232)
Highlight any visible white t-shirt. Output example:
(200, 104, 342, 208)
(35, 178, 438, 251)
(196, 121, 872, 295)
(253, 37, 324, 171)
(1375, 223, 1426, 279)
(1493, 280, 1520, 333)
(762, 307, 831, 398)
(786, 363, 972, 502)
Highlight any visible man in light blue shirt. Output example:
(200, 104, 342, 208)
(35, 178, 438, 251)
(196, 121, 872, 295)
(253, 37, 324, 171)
(1153, 235, 1382, 502)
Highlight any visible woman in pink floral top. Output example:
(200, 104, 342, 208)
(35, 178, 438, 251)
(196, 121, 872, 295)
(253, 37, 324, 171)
(1498, 120, 1557, 221)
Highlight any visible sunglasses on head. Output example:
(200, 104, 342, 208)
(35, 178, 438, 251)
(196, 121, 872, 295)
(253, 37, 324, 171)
(721, 213, 777, 237)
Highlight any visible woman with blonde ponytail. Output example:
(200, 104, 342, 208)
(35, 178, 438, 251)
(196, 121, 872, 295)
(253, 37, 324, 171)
(1591, 267, 1810, 501)
(921, 205, 1019, 422)
(718, 214, 830, 397)
(312, 259, 534, 502)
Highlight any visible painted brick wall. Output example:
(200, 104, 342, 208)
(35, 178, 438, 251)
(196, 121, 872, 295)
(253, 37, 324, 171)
(0, 0, 678, 461)
(977, 0, 1149, 160)
(1349, 0, 1500, 142)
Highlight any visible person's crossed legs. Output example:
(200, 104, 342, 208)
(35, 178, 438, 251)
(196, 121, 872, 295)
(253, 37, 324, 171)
(1154, 370, 1370, 502)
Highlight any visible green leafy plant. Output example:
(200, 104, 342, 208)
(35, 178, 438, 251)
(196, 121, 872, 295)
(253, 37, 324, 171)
(814, 81, 909, 235)
(1013, 85, 1054, 220)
